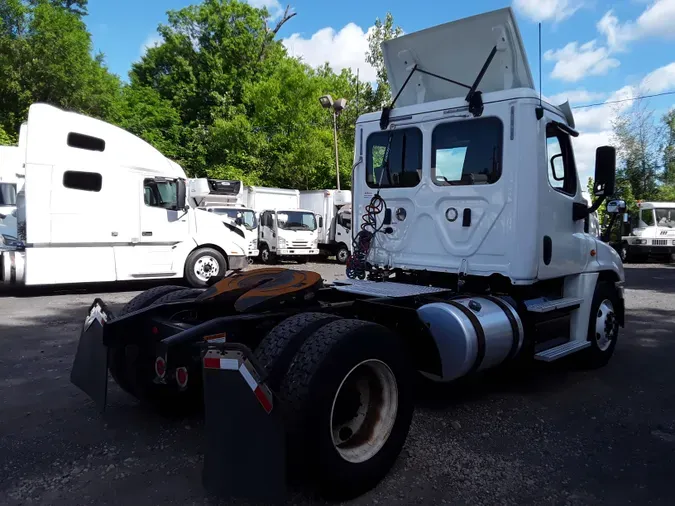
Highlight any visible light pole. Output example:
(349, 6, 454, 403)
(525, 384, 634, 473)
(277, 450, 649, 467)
(319, 94, 347, 190)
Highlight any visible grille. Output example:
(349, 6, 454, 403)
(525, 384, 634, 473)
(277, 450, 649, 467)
(291, 241, 309, 248)
(652, 239, 668, 246)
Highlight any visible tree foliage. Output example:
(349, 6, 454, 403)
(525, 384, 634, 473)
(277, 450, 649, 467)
(365, 12, 403, 110)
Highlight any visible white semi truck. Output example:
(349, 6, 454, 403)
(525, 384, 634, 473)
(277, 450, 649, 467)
(0, 145, 21, 237)
(191, 178, 260, 262)
(299, 189, 352, 263)
(71, 7, 626, 503)
(247, 186, 319, 264)
(615, 201, 675, 262)
(0, 103, 248, 287)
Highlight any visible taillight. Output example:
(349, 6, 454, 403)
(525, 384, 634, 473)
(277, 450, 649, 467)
(176, 367, 188, 389)
(154, 356, 166, 379)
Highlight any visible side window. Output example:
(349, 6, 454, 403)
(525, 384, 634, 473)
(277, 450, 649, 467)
(432, 117, 503, 186)
(546, 124, 577, 195)
(63, 170, 102, 192)
(366, 128, 422, 188)
(640, 209, 654, 227)
(143, 179, 177, 210)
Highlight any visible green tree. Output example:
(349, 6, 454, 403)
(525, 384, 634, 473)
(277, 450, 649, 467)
(0, 0, 120, 137)
(365, 12, 403, 110)
(611, 100, 662, 200)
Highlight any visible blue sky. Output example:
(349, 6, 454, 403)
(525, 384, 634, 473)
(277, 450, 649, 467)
(86, 0, 675, 180)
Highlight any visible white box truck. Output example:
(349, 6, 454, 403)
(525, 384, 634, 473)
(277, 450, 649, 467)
(191, 178, 260, 262)
(247, 186, 320, 263)
(0, 103, 248, 287)
(299, 189, 352, 263)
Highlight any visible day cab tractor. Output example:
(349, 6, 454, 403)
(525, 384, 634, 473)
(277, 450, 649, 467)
(70, 8, 627, 502)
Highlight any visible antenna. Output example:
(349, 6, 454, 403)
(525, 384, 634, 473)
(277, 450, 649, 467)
(536, 22, 544, 120)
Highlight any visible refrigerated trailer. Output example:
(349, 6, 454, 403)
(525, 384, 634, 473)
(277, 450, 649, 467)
(71, 7, 626, 503)
(0, 103, 248, 287)
(299, 189, 352, 263)
(191, 179, 260, 262)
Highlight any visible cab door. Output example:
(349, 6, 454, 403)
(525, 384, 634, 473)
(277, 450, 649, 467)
(537, 119, 589, 279)
(137, 177, 189, 274)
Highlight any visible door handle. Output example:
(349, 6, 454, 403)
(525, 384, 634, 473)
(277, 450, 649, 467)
(111, 231, 118, 237)
(142, 231, 153, 237)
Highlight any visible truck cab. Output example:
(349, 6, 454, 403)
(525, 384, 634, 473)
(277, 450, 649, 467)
(1, 103, 248, 287)
(617, 201, 675, 262)
(0, 145, 22, 245)
(258, 208, 319, 263)
(299, 189, 353, 263)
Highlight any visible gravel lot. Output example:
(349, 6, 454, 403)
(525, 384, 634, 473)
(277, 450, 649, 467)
(1, 261, 675, 505)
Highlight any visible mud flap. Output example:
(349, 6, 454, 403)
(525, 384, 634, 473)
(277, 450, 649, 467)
(201, 345, 286, 504)
(70, 299, 112, 412)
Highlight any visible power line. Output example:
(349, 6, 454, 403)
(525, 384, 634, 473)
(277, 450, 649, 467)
(571, 90, 675, 109)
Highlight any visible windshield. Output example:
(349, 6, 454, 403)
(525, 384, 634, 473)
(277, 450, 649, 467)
(210, 208, 258, 230)
(655, 208, 675, 228)
(277, 211, 317, 231)
(0, 183, 17, 206)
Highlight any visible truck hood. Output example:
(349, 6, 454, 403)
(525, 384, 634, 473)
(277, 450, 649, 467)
(382, 7, 534, 108)
(194, 207, 248, 253)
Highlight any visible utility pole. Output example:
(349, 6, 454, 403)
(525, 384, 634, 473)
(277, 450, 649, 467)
(332, 111, 340, 190)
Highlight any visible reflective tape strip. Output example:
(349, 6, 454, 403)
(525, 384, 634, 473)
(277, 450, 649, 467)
(238, 363, 257, 391)
(203, 357, 239, 370)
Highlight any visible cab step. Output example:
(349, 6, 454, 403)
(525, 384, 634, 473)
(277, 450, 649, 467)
(524, 297, 584, 313)
(534, 340, 590, 362)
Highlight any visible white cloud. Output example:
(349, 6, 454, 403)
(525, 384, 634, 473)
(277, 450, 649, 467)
(573, 130, 613, 182)
(544, 40, 620, 82)
(282, 23, 377, 82)
(574, 86, 635, 131)
(639, 62, 675, 93)
(598, 1, 675, 51)
(546, 89, 606, 105)
(512, 0, 582, 23)
(140, 34, 162, 56)
(246, 0, 284, 19)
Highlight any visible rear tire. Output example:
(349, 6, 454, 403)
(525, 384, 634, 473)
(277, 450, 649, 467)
(254, 313, 339, 391)
(280, 319, 414, 499)
(577, 281, 620, 369)
(151, 288, 204, 305)
(185, 247, 227, 288)
(118, 285, 185, 317)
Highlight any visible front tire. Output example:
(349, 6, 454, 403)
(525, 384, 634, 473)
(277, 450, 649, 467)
(281, 319, 414, 499)
(577, 281, 620, 369)
(336, 245, 349, 264)
(260, 244, 276, 265)
(185, 247, 227, 287)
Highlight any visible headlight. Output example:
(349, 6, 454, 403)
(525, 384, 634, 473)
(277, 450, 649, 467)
(278, 237, 287, 248)
(250, 239, 258, 248)
(0, 234, 22, 248)
(634, 239, 647, 245)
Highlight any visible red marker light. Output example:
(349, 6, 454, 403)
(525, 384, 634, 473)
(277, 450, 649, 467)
(151, 326, 159, 335)
(590, 249, 597, 257)
(154, 356, 166, 378)
(175, 367, 188, 389)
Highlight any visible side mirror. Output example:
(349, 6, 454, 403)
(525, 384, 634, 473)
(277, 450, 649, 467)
(593, 146, 616, 197)
(176, 179, 187, 211)
(318, 216, 323, 228)
(606, 200, 627, 214)
(550, 154, 565, 181)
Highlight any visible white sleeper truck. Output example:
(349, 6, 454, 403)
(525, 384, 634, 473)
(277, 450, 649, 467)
(247, 186, 319, 263)
(71, 8, 626, 504)
(0, 103, 248, 288)
(615, 201, 675, 262)
(191, 178, 260, 262)
(299, 189, 352, 263)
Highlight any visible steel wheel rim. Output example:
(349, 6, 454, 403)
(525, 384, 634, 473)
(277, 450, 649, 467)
(338, 249, 349, 263)
(194, 255, 219, 282)
(595, 299, 617, 352)
(329, 359, 398, 464)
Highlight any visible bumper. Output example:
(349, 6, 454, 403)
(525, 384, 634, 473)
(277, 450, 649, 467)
(278, 249, 319, 256)
(229, 254, 249, 270)
(248, 249, 259, 258)
(628, 244, 675, 255)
